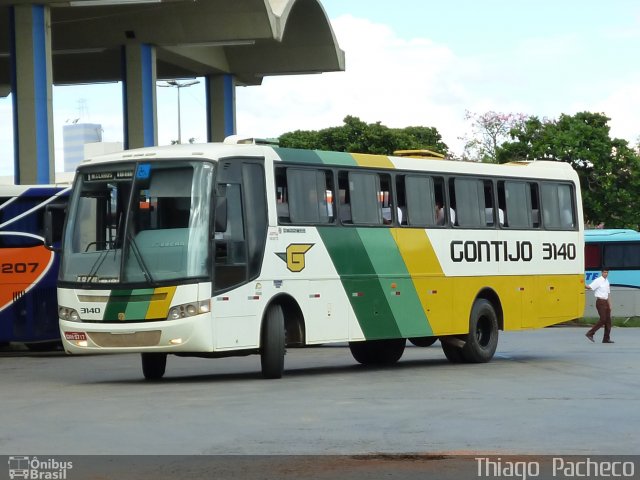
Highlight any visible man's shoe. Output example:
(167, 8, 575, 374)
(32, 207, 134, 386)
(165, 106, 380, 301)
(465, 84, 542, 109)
(603, 339, 615, 344)
(585, 333, 594, 343)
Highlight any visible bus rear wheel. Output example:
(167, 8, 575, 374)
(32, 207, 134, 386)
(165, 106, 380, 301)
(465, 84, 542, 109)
(409, 336, 438, 347)
(349, 339, 406, 365)
(461, 298, 499, 363)
(260, 304, 285, 379)
(141, 353, 167, 380)
(441, 340, 465, 363)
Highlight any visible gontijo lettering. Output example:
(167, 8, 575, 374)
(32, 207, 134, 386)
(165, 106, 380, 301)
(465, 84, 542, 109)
(450, 241, 577, 263)
(451, 240, 533, 262)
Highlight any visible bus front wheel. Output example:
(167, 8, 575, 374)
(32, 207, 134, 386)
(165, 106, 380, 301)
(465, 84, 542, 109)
(349, 339, 405, 365)
(141, 353, 167, 380)
(260, 304, 285, 379)
(461, 298, 499, 363)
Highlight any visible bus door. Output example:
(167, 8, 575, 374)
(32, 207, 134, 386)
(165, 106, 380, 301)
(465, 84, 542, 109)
(212, 158, 268, 349)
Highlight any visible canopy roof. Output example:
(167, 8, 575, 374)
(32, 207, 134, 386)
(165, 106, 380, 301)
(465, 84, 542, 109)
(0, 0, 345, 90)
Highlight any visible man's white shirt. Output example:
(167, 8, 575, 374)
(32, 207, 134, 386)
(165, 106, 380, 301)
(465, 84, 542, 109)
(589, 276, 610, 300)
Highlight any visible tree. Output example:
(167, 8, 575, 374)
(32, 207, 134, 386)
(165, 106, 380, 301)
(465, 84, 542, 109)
(278, 116, 449, 156)
(498, 112, 640, 228)
(460, 111, 528, 163)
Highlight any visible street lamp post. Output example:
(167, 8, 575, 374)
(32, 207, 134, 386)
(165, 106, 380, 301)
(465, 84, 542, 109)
(158, 79, 200, 144)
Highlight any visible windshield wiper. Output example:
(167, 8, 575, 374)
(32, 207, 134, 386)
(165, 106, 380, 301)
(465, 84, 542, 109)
(83, 242, 116, 284)
(127, 231, 156, 285)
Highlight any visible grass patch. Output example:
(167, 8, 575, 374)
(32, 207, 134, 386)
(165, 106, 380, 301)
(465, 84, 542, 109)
(565, 317, 640, 327)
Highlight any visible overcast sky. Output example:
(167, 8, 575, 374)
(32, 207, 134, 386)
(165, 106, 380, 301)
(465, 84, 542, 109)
(1, 0, 639, 176)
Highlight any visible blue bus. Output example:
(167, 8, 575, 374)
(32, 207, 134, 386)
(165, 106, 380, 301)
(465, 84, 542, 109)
(0, 184, 70, 349)
(584, 229, 640, 319)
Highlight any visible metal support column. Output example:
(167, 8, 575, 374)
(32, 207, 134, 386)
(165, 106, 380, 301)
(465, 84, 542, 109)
(206, 74, 236, 142)
(10, 4, 54, 184)
(122, 43, 157, 149)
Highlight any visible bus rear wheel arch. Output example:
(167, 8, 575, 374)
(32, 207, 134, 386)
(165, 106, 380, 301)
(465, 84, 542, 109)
(440, 297, 500, 364)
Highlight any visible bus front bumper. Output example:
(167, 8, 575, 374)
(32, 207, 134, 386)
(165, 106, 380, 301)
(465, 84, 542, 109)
(59, 314, 214, 354)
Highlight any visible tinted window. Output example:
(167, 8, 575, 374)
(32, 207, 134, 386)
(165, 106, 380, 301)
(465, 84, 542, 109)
(453, 178, 494, 228)
(405, 176, 437, 226)
(603, 243, 640, 269)
(348, 171, 383, 225)
(286, 168, 334, 224)
(585, 244, 601, 269)
(498, 181, 536, 229)
(541, 183, 575, 230)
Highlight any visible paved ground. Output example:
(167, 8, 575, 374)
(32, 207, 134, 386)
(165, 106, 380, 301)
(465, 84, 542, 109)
(1, 326, 638, 478)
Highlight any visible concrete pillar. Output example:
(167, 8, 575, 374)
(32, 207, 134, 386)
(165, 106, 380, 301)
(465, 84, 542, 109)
(206, 74, 236, 142)
(10, 4, 54, 184)
(121, 44, 157, 149)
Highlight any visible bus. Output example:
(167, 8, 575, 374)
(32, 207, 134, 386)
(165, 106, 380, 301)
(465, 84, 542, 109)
(0, 184, 70, 349)
(585, 229, 640, 318)
(46, 139, 585, 379)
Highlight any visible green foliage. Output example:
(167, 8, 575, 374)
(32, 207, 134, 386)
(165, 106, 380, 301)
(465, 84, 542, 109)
(278, 116, 449, 156)
(497, 112, 640, 228)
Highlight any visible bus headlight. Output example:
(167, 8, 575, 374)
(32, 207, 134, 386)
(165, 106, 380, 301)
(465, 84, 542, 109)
(167, 300, 211, 320)
(59, 306, 81, 322)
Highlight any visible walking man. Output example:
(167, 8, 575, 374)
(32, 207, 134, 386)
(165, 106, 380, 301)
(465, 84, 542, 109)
(585, 268, 614, 343)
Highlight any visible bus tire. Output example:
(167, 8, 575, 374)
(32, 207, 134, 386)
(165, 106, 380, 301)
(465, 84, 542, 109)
(260, 304, 285, 379)
(141, 353, 167, 380)
(461, 298, 499, 363)
(349, 339, 405, 365)
(409, 336, 438, 347)
(441, 341, 465, 363)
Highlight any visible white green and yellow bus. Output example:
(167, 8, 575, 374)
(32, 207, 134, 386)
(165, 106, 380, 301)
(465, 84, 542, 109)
(46, 138, 585, 379)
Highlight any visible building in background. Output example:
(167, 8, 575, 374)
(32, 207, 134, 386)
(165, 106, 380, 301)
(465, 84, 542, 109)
(84, 141, 123, 160)
(63, 122, 102, 172)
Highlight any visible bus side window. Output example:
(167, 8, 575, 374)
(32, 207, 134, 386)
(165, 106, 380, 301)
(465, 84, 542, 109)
(337, 173, 352, 225)
(530, 183, 541, 228)
(541, 182, 575, 230)
(395, 176, 408, 226)
(338, 189, 351, 223)
(451, 178, 493, 228)
(344, 171, 385, 225)
(499, 180, 537, 229)
(274, 167, 290, 223)
(483, 181, 496, 227)
(404, 175, 437, 226)
(286, 168, 334, 224)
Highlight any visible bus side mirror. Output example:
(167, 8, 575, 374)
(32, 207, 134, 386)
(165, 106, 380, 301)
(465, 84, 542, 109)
(44, 203, 66, 252)
(215, 196, 227, 232)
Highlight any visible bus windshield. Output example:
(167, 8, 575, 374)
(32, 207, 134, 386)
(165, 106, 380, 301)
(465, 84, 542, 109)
(60, 161, 214, 285)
